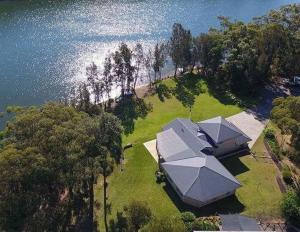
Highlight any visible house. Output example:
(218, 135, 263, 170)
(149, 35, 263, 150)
(156, 116, 251, 207)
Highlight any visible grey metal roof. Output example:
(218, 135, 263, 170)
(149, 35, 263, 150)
(157, 128, 202, 162)
(162, 156, 241, 203)
(198, 116, 251, 144)
(163, 118, 213, 153)
(220, 214, 261, 231)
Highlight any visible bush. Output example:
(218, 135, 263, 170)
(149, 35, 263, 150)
(181, 212, 196, 223)
(281, 190, 300, 226)
(192, 219, 219, 231)
(181, 212, 196, 232)
(264, 128, 276, 141)
(124, 200, 152, 232)
(282, 165, 293, 185)
(155, 171, 166, 183)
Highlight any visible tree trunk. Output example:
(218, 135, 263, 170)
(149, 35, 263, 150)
(174, 65, 177, 77)
(103, 174, 108, 232)
(62, 186, 73, 232)
(133, 76, 138, 92)
(89, 175, 94, 230)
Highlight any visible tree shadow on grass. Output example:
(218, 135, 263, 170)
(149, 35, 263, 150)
(171, 73, 204, 110)
(203, 75, 258, 109)
(155, 82, 172, 102)
(114, 96, 153, 135)
(162, 182, 245, 217)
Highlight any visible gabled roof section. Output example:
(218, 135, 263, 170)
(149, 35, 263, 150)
(198, 116, 251, 144)
(163, 118, 213, 152)
(162, 156, 241, 203)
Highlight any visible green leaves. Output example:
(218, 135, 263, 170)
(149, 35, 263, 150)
(0, 102, 123, 230)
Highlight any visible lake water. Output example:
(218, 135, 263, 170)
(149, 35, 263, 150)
(0, 0, 299, 126)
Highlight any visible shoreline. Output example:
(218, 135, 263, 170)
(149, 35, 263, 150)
(134, 69, 175, 98)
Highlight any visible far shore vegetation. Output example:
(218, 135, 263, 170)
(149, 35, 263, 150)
(0, 4, 299, 231)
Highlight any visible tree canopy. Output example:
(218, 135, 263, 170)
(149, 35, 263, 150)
(0, 102, 123, 231)
(271, 96, 300, 162)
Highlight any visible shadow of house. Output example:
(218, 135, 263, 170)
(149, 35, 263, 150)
(163, 182, 245, 217)
(221, 155, 250, 176)
(114, 96, 152, 135)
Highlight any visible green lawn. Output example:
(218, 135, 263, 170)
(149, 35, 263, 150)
(223, 134, 282, 219)
(95, 77, 282, 228)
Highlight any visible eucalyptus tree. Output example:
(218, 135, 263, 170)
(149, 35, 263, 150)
(144, 48, 154, 87)
(0, 103, 95, 230)
(169, 23, 192, 76)
(112, 50, 125, 98)
(133, 43, 144, 91)
(103, 55, 114, 103)
(0, 103, 123, 231)
(119, 43, 135, 95)
(89, 112, 123, 232)
(86, 62, 101, 104)
(193, 31, 224, 76)
(152, 43, 166, 83)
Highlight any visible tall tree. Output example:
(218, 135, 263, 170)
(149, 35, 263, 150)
(90, 113, 123, 231)
(113, 50, 125, 98)
(152, 43, 166, 83)
(133, 43, 144, 91)
(86, 62, 101, 104)
(120, 43, 135, 95)
(144, 48, 154, 87)
(0, 103, 94, 230)
(169, 23, 192, 77)
(103, 55, 114, 103)
(194, 31, 224, 76)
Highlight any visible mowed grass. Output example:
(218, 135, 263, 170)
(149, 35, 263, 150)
(223, 134, 282, 219)
(95, 77, 282, 228)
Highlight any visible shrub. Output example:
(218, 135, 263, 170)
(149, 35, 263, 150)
(282, 165, 293, 185)
(264, 128, 276, 141)
(192, 218, 219, 231)
(181, 212, 196, 223)
(155, 171, 166, 183)
(181, 212, 196, 232)
(281, 190, 300, 226)
(124, 200, 152, 232)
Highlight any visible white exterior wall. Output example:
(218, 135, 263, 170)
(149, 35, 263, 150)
(183, 190, 236, 208)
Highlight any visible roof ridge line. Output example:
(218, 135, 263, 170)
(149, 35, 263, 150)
(222, 120, 251, 140)
(165, 155, 205, 165)
(204, 165, 241, 186)
(216, 121, 222, 143)
(184, 164, 202, 195)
